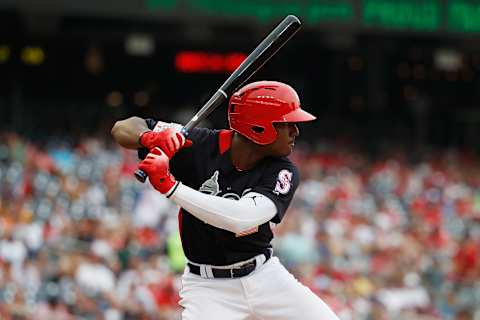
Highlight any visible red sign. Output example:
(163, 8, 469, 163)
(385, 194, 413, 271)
(175, 51, 247, 73)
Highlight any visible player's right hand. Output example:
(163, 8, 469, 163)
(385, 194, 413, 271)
(138, 147, 179, 195)
(140, 128, 193, 159)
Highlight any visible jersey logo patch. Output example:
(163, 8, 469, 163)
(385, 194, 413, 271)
(274, 169, 293, 195)
(199, 170, 221, 196)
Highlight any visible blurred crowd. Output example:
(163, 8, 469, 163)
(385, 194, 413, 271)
(0, 131, 479, 320)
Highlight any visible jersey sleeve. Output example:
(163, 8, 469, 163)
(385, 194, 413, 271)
(251, 160, 300, 224)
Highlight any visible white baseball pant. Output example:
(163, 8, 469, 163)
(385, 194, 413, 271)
(179, 256, 340, 320)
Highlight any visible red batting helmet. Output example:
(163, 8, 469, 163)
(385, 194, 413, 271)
(228, 81, 316, 145)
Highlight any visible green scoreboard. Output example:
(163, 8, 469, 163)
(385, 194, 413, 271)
(146, 0, 480, 34)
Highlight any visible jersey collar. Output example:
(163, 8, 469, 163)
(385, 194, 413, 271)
(218, 130, 265, 173)
(218, 130, 233, 155)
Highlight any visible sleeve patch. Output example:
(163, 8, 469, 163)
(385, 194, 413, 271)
(274, 169, 293, 195)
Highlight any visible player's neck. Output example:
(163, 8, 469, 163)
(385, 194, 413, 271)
(230, 133, 266, 171)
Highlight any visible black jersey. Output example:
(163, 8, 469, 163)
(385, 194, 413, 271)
(139, 120, 300, 265)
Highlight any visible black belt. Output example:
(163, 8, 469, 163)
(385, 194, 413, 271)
(188, 251, 271, 279)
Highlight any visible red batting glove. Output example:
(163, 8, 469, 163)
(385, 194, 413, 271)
(140, 128, 193, 159)
(138, 147, 179, 196)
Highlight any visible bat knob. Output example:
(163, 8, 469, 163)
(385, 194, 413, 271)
(134, 169, 148, 183)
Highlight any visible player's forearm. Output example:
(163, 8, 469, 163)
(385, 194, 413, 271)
(111, 116, 150, 149)
(170, 183, 277, 234)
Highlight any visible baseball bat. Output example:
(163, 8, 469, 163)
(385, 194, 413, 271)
(135, 15, 301, 183)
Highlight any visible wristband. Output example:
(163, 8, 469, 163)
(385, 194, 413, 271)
(166, 181, 181, 198)
(139, 130, 152, 148)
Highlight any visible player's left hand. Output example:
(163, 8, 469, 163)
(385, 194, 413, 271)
(138, 147, 179, 195)
(140, 128, 193, 159)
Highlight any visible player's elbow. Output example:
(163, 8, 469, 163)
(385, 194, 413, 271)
(111, 117, 146, 149)
(110, 121, 121, 138)
(111, 119, 130, 140)
(230, 225, 250, 234)
(111, 117, 132, 133)
(228, 220, 260, 234)
(225, 204, 275, 233)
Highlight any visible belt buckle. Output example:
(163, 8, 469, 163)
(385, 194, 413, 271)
(230, 265, 242, 278)
(230, 261, 255, 278)
(230, 264, 246, 278)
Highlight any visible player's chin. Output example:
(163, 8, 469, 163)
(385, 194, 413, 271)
(279, 144, 294, 157)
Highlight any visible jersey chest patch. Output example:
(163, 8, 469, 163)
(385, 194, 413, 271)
(199, 170, 251, 200)
(199, 170, 221, 196)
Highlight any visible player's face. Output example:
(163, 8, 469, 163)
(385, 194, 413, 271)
(269, 122, 299, 156)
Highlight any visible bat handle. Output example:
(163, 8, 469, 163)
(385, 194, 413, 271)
(180, 127, 189, 136)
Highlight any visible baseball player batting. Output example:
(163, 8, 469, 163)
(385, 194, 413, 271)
(111, 81, 339, 319)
